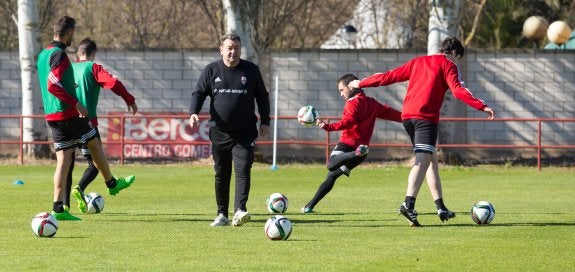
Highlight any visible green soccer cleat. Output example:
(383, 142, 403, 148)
(108, 175, 136, 196)
(51, 206, 81, 221)
(72, 185, 87, 213)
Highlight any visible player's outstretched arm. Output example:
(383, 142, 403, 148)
(127, 103, 138, 115)
(348, 80, 360, 89)
(483, 106, 495, 120)
(316, 118, 326, 129)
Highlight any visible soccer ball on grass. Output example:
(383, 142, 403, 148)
(264, 215, 292, 240)
(267, 192, 288, 213)
(471, 201, 495, 225)
(85, 192, 105, 214)
(31, 212, 58, 237)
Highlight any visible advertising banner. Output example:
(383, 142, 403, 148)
(106, 112, 211, 158)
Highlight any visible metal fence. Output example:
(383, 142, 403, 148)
(1, 114, 574, 171)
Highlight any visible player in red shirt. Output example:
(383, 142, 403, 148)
(70, 38, 138, 213)
(301, 74, 402, 213)
(349, 37, 494, 226)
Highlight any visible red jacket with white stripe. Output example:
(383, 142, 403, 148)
(358, 54, 487, 124)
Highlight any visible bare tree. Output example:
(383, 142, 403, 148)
(428, 0, 462, 54)
(278, 0, 357, 48)
(355, 0, 421, 48)
(222, 0, 258, 62)
(17, 0, 47, 158)
(0, 1, 19, 49)
(220, 0, 346, 62)
(463, 0, 487, 46)
(198, 0, 225, 44)
(428, 0, 467, 162)
(321, 0, 429, 49)
(4, 1, 572, 51)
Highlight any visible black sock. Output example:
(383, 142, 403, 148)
(105, 178, 117, 189)
(435, 198, 447, 211)
(306, 169, 345, 210)
(53, 201, 65, 213)
(404, 196, 416, 209)
(78, 163, 99, 191)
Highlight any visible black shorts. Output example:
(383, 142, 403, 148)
(47, 117, 97, 151)
(329, 142, 366, 172)
(402, 119, 438, 154)
(330, 142, 355, 157)
(79, 127, 101, 156)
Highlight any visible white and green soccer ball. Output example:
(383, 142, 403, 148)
(264, 215, 292, 240)
(267, 192, 288, 213)
(85, 192, 105, 214)
(471, 201, 495, 225)
(31, 212, 58, 238)
(297, 105, 318, 127)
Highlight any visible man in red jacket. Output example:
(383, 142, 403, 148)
(301, 74, 402, 213)
(349, 37, 495, 227)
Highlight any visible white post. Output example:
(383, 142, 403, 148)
(270, 75, 279, 170)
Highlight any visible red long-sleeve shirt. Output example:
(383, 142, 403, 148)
(322, 91, 402, 148)
(358, 54, 487, 124)
(90, 63, 134, 126)
(92, 63, 134, 103)
(74, 60, 135, 126)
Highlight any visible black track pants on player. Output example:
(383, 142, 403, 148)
(304, 146, 366, 210)
(305, 169, 345, 210)
(210, 127, 256, 217)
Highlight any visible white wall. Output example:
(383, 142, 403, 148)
(1, 49, 573, 160)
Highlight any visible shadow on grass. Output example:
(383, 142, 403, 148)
(100, 212, 214, 223)
(97, 212, 575, 227)
(418, 212, 570, 216)
(49, 236, 91, 239)
(487, 222, 575, 227)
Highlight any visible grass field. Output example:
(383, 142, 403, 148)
(1, 163, 574, 271)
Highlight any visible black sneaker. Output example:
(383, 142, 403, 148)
(398, 202, 421, 227)
(438, 209, 456, 222)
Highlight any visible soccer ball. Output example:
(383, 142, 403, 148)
(297, 105, 318, 127)
(471, 201, 495, 225)
(31, 212, 58, 238)
(264, 215, 292, 240)
(267, 192, 288, 213)
(85, 192, 105, 214)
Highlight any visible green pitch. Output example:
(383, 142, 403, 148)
(1, 164, 574, 271)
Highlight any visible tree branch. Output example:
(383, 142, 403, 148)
(464, 0, 486, 46)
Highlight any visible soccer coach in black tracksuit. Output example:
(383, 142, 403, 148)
(188, 33, 270, 227)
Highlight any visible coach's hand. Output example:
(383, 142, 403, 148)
(189, 114, 200, 128)
(259, 125, 269, 138)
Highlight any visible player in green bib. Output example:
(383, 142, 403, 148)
(37, 16, 136, 220)
(70, 38, 138, 213)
